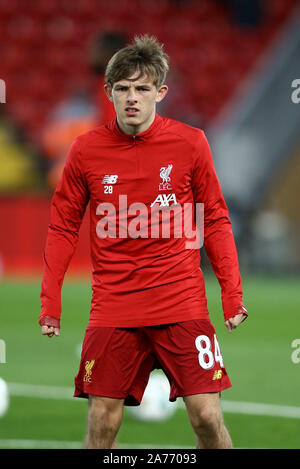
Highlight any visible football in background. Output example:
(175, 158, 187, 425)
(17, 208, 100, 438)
(127, 372, 177, 422)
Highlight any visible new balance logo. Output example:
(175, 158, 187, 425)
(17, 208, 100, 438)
(150, 193, 178, 207)
(102, 175, 118, 184)
(212, 370, 222, 380)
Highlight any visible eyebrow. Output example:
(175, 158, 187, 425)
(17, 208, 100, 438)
(114, 83, 153, 88)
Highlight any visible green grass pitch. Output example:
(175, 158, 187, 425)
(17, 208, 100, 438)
(0, 273, 299, 448)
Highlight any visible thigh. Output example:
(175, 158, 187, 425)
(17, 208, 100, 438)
(88, 394, 125, 419)
(74, 327, 155, 403)
(183, 392, 222, 419)
(146, 319, 232, 401)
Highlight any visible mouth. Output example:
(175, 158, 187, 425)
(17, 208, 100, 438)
(125, 107, 139, 116)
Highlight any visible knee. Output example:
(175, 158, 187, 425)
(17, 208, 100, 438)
(190, 406, 223, 436)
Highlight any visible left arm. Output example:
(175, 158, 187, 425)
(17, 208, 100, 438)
(192, 131, 248, 331)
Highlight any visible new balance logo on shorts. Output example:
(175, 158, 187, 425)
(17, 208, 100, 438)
(212, 370, 222, 380)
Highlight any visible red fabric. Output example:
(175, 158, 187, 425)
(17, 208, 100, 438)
(39, 316, 60, 328)
(74, 319, 232, 404)
(40, 114, 246, 328)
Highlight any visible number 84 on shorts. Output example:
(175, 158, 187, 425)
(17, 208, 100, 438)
(195, 334, 224, 370)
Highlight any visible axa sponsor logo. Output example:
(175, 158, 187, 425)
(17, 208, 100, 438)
(150, 193, 177, 207)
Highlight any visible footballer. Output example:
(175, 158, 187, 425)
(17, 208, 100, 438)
(39, 35, 248, 449)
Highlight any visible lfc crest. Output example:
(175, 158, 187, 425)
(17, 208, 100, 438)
(83, 359, 95, 383)
(159, 164, 173, 191)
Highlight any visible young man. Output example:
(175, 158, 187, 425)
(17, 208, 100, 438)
(39, 35, 248, 449)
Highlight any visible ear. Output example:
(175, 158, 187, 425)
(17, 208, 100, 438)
(104, 83, 114, 102)
(155, 84, 168, 104)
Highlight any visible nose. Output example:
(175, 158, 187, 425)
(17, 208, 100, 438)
(127, 87, 137, 103)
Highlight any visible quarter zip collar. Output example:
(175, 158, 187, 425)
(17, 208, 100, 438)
(108, 113, 163, 142)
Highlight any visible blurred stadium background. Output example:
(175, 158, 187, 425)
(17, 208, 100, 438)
(0, 0, 299, 449)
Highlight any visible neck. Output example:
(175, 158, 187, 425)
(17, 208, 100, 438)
(117, 111, 156, 136)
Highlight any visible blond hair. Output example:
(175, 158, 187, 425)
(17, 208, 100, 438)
(105, 34, 169, 88)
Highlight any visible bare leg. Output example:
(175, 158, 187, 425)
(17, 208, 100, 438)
(84, 395, 124, 449)
(184, 393, 232, 449)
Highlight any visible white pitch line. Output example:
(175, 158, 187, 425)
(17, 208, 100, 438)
(7, 382, 300, 420)
(8, 382, 78, 401)
(221, 400, 300, 419)
(0, 439, 194, 449)
(0, 439, 82, 449)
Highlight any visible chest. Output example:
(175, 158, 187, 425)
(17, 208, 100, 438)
(84, 138, 194, 208)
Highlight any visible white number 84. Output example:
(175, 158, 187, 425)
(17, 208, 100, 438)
(195, 334, 224, 370)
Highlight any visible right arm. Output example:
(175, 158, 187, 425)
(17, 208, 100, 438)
(39, 138, 90, 335)
(191, 131, 247, 329)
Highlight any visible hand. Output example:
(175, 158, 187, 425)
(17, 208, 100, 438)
(41, 325, 60, 338)
(225, 313, 247, 333)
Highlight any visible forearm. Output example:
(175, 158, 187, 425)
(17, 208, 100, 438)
(191, 130, 247, 322)
(39, 138, 89, 328)
(39, 224, 80, 328)
(204, 214, 246, 321)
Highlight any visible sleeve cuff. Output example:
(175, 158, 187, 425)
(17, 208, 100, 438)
(39, 316, 61, 328)
(223, 303, 248, 322)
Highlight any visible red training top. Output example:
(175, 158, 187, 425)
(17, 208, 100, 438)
(39, 114, 247, 328)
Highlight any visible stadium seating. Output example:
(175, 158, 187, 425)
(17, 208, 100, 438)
(0, 0, 297, 147)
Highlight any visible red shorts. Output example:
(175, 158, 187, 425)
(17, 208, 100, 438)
(74, 319, 232, 405)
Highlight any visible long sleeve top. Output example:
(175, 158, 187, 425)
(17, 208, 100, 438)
(39, 114, 247, 328)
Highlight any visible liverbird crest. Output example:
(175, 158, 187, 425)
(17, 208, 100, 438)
(85, 360, 95, 377)
(160, 164, 173, 184)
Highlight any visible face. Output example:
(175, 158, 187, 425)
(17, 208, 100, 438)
(104, 71, 168, 135)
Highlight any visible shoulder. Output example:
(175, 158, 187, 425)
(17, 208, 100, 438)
(65, 123, 113, 171)
(73, 122, 111, 151)
(63, 124, 109, 175)
(160, 116, 206, 146)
